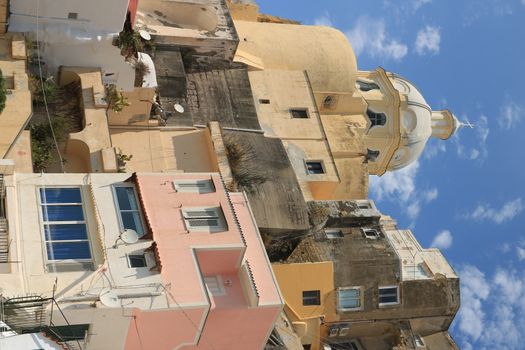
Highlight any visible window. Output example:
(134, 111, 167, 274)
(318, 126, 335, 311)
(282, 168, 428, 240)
(328, 327, 339, 337)
(326, 229, 343, 239)
(378, 286, 399, 306)
(405, 264, 430, 280)
(305, 161, 325, 175)
(338, 287, 362, 311)
(47, 324, 89, 341)
(366, 149, 380, 162)
(290, 108, 309, 118)
(40, 188, 92, 263)
(362, 228, 379, 239)
(128, 254, 147, 268)
(357, 80, 380, 92)
(302, 290, 321, 306)
(259, 99, 271, 104)
(173, 179, 215, 194)
(323, 95, 334, 109)
(204, 276, 226, 296)
(356, 201, 371, 209)
(366, 109, 387, 128)
(113, 185, 145, 237)
(182, 207, 227, 232)
(339, 327, 350, 336)
(68, 12, 78, 20)
(414, 334, 425, 347)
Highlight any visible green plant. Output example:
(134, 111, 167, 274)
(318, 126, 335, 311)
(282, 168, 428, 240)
(116, 149, 133, 172)
(105, 85, 130, 112)
(114, 29, 142, 58)
(0, 69, 7, 113)
(30, 74, 58, 104)
(30, 116, 68, 171)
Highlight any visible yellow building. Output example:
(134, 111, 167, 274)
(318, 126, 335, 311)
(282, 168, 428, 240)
(230, 4, 461, 201)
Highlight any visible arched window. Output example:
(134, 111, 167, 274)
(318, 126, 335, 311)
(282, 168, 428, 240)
(323, 96, 333, 109)
(357, 80, 380, 92)
(366, 149, 380, 162)
(367, 109, 387, 128)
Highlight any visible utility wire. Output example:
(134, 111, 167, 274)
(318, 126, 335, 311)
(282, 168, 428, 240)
(35, 0, 65, 173)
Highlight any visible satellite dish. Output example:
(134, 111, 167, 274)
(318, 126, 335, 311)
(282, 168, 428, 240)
(174, 104, 185, 113)
(139, 30, 151, 41)
(121, 229, 140, 244)
(99, 289, 120, 308)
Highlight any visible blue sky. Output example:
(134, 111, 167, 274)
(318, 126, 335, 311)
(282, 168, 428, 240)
(258, 1, 525, 349)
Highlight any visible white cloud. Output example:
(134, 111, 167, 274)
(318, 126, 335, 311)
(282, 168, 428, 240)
(415, 26, 441, 55)
(313, 13, 333, 27)
(431, 230, 452, 249)
(346, 16, 408, 61)
(370, 162, 438, 222)
(413, 0, 432, 10)
(454, 114, 489, 162)
(463, 0, 514, 26)
(466, 198, 523, 224)
(517, 241, 525, 261)
(518, 247, 525, 261)
(499, 100, 523, 130)
(423, 188, 439, 202)
(456, 265, 489, 342)
(423, 139, 446, 159)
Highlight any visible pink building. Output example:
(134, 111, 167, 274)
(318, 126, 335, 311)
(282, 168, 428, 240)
(0, 171, 282, 350)
(125, 173, 283, 349)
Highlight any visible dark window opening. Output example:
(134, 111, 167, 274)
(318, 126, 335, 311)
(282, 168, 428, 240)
(259, 99, 271, 104)
(46, 324, 89, 341)
(357, 80, 380, 92)
(128, 254, 147, 268)
(68, 12, 78, 20)
(306, 161, 324, 174)
(302, 290, 321, 305)
(366, 149, 380, 162)
(379, 286, 399, 305)
(290, 108, 309, 118)
(363, 229, 379, 239)
(323, 96, 334, 109)
(367, 109, 387, 128)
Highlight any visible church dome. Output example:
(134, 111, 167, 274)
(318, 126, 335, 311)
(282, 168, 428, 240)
(387, 75, 459, 171)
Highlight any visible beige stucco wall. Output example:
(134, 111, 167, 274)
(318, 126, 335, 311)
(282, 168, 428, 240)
(109, 127, 219, 173)
(108, 88, 156, 126)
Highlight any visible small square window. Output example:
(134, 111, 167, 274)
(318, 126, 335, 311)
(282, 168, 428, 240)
(259, 99, 271, 104)
(338, 287, 362, 311)
(302, 290, 321, 306)
(182, 207, 227, 232)
(326, 229, 343, 239)
(362, 228, 379, 239)
(68, 12, 78, 20)
(328, 327, 339, 337)
(173, 179, 215, 194)
(379, 286, 399, 306)
(290, 108, 309, 118)
(357, 201, 371, 209)
(414, 334, 425, 347)
(128, 254, 147, 268)
(305, 161, 325, 175)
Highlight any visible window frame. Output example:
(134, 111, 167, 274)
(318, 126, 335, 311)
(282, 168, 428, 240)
(362, 228, 380, 239)
(290, 108, 310, 119)
(302, 290, 321, 306)
(357, 80, 380, 92)
(38, 186, 94, 266)
(112, 183, 146, 238)
(338, 287, 363, 312)
(325, 229, 344, 239)
(182, 206, 228, 233)
(378, 285, 400, 307)
(173, 179, 216, 194)
(67, 12, 78, 20)
(305, 160, 325, 175)
(366, 109, 387, 128)
(204, 275, 226, 296)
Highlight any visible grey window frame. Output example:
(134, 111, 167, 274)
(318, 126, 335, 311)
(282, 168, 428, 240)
(112, 184, 146, 237)
(302, 290, 321, 306)
(378, 285, 400, 306)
